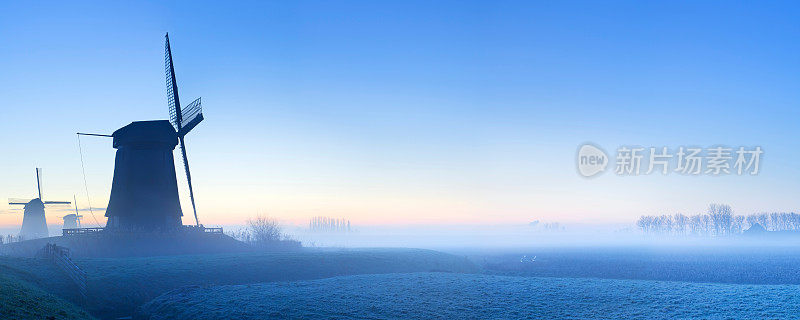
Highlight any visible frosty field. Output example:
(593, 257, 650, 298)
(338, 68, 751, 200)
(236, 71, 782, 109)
(140, 272, 800, 319)
(473, 246, 800, 284)
(5, 246, 800, 319)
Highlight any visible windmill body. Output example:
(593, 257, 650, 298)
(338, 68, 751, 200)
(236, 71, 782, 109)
(62, 213, 79, 230)
(64, 194, 84, 230)
(104, 120, 184, 231)
(20, 199, 48, 239)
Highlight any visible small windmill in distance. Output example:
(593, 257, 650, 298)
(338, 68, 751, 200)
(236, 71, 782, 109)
(62, 195, 84, 230)
(8, 168, 71, 239)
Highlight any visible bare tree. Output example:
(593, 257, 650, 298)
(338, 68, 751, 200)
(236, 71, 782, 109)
(757, 213, 770, 230)
(708, 204, 733, 236)
(732, 215, 745, 234)
(791, 213, 800, 230)
(226, 215, 302, 250)
(654, 215, 673, 234)
(673, 214, 688, 235)
(637, 216, 653, 233)
(700, 215, 711, 235)
(689, 215, 702, 236)
(247, 215, 283, 245)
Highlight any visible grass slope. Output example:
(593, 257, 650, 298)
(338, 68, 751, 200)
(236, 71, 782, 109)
(0, 266, 94, 320)
(2, 248, 476, 319)
(141, 272, 800, 320)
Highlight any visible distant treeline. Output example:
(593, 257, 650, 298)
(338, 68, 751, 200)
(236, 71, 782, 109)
(0, 234, 23, 244)
(309, 216, 351, 232)
(637, 204, 800, 236)
(529, 220, 565, 231)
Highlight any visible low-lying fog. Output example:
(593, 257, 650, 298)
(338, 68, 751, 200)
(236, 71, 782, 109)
(5, 222, 799, 251)
(230, 223, 800, 250)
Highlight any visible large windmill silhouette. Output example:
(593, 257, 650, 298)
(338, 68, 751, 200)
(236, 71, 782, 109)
(89, 34, 204, 231)
(7, 168, 71, 239)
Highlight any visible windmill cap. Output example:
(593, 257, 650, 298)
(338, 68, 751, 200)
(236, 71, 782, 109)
(25, 198, 44, 209)
(112, 120, 178, 149)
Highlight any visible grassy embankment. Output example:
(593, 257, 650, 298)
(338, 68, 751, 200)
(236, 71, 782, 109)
(1, 248, 477, 319)
(0, 262, 94, 320)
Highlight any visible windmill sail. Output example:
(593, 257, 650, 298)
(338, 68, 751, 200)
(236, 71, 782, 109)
(33, 168, 71, 205)
(8, 198, 32, 205)
(165, 34, 181, 131)
(178, 97, 203, 136)
(8, 169, 70, 206)
(166, 34, 204, 137)
(36, 168, 43, 200)
(165, 33, 201, 227)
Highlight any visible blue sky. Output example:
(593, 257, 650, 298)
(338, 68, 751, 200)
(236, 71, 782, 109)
(1, 1, 799, 227)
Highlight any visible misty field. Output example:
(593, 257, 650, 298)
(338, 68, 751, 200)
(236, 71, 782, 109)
(140, 272, 800, 319)
(474, 246, 800, 284)
(5, 246, 800, 319)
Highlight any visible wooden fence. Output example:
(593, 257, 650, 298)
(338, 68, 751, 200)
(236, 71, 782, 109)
(62, 227, 104, 236)
(183, 225, 224, 234)
(39, 243, 87, 299)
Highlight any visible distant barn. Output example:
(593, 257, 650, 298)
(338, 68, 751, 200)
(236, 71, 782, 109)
(744, 223, 768, 235)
